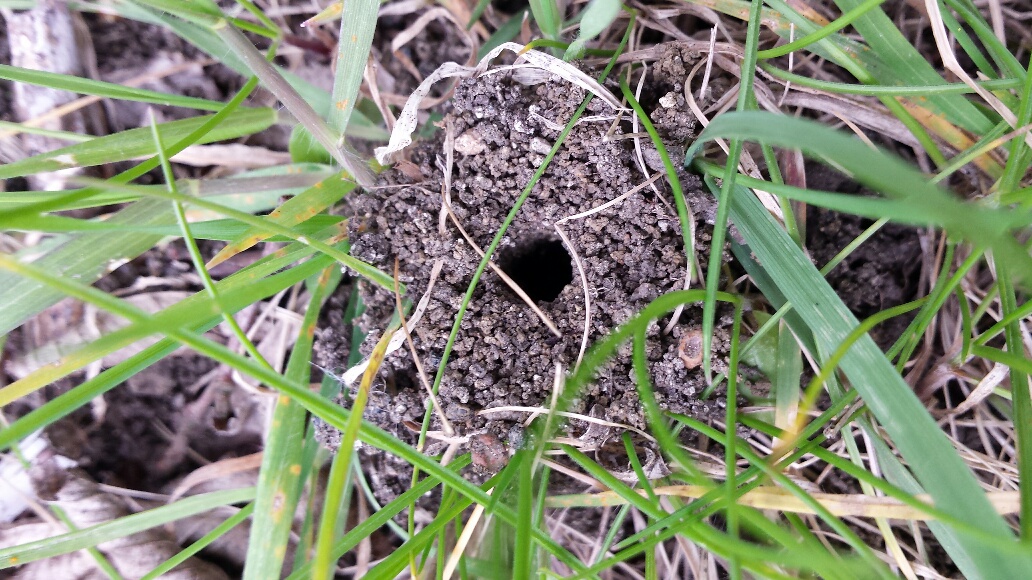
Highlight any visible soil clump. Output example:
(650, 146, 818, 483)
(805, 164, 923, 349)
(315, 55, 738, 503)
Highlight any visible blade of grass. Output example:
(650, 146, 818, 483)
(528, 0, 562, 40)
(0, 165, 331, 212)
(997, 263, 1032, 540)
(691, 159, 1032, 229)
(720, 174, 1030, 576)
(0, 75, 262, 336)
(511, 450, 536, 580)
(243, 267, 342, 580)
(0, 63, 227, 111)
(150, 111, 274, 371)
(212, 19, 374, 186)
(207, 173, 355, 268)
(0, 249, 334, 409)
(565, 0, 622, 60)
(312, 323, 398, 579)
(327, 0, 378, 138)
(140, 502, 256, 580)
(686, 113, 1032, 280)
(116, 0, 386, 141)
(0, 488, 255, 569)
(699, 0, 763, 383)
(0, 108, 275, 180)
(71, 178, 395, 290)
(759, 64, 1023, 96)
(774, 321, 802, 439)
(0, 241, 325, 451)
(0, 251, 585, 575)
(283, 456, 472, 579)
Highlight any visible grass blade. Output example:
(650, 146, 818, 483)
(722, 176, 1030, 577)
(0, 488, 255, 569)
(0, 108, 275, 180)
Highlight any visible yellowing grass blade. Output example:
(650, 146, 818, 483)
(301, 2, 344, 28)
(207, 172, 355, 268)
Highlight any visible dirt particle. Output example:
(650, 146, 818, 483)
(678, 329, 704, 369)
(470, 432, 508, 472)
(454, 129, 486, 155)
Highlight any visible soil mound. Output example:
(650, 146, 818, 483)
(316, 58, 737, 495)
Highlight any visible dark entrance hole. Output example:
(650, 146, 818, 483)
(492, 0, 529, 16)
(498, 237, 573, 303)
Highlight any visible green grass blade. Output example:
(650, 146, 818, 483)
(756, 0, 886, 59)
(327, 0, 378, 136)
(141, 503, 256, 580)
(997, 263, 1032, 540)
(72, 178, 393, 289)
(0, 199, 174, 336)
(244, 267, 341, 579)
(686, 113, 1032, 281)
(700, 0, 763, 383)
(6, 215, 341, 240)
(828, 0, 994, 134)
(0, 242, 322, 451)
(511, 451, 536, 579)
(283, 456, 471, 579)
(0, 108, 275, 180)
(758, 64, 1022, 96)
(528, 0, 562, 39)
(722, 177, 1030, 576)
(0, 488, 256, 569)
(565, 0, 622, 60)
(0, 252, 334, 408)
(312, 324, 396, 579)
(208, 172, 355, 267)
(110, 1, 385, 141)
(4, 241, 582, 571)
(0, 63, 226, 111)
(212, 20, 374, 186)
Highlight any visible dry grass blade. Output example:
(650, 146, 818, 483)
(169, 452, 263, 502)
(548, 486, 1021, 520)
(441, 490, 492, 579)
(924, 0, 1032, 148)
(375, 41, 624, 164)
(393, 259, 455, 437)
(341, 260, 444, 385)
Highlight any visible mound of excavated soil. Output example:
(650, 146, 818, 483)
(315, 50, 739, 501)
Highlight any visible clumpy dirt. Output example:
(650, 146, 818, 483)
(805, 164, 923, 349)
(314, 54, 738, 503)
(372, 13, 473, 98)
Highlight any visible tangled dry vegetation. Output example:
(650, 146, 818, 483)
(1, 0, 1031, 578)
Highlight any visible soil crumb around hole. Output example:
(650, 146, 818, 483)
(314, 55, 740, 505)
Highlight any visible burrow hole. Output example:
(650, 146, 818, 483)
(497, 236, 573, 303)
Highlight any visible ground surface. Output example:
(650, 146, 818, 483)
(1, 3, 931, 577)
(315, 58, 741, 501)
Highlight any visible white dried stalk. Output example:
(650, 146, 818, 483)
(375, 42, 624, 165)
(341, 260, 444, 385)
(479, 405, 657, 442)
(925, 0, 1032, 148)
(554, 224, 590, 368)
